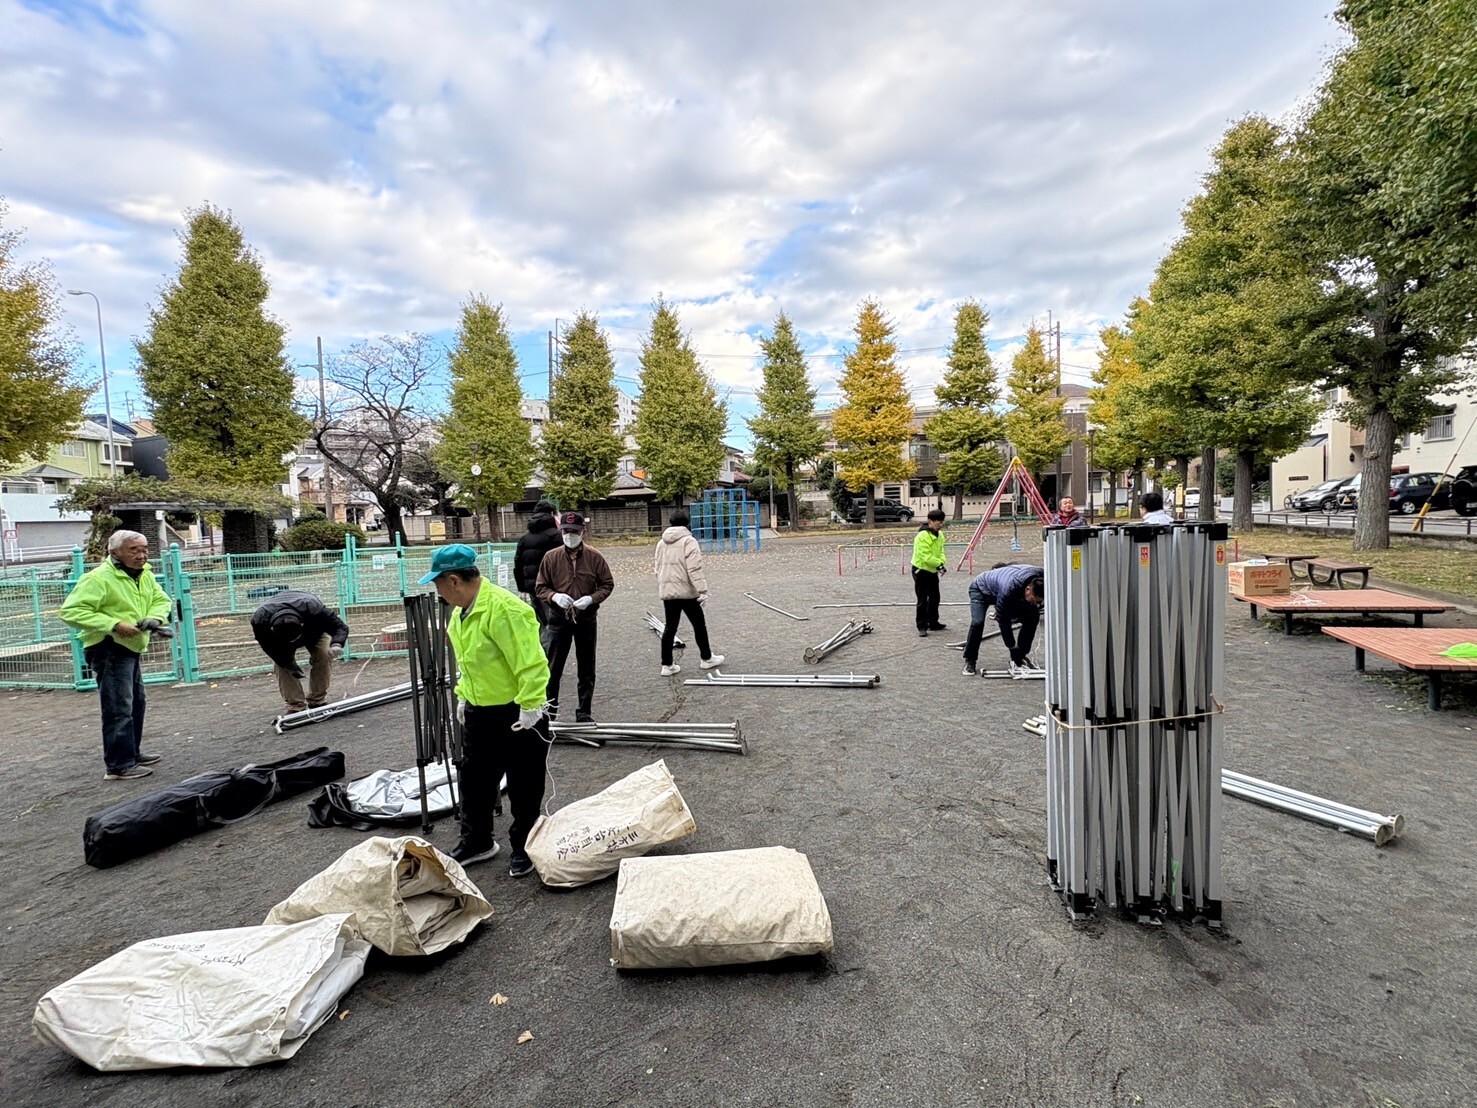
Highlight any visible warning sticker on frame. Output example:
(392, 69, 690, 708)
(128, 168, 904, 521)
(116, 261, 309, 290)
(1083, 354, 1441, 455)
(1071, 549, 1081, 571)
(1139, 544, 1150, 567)
(1215, 544, 1226, 565)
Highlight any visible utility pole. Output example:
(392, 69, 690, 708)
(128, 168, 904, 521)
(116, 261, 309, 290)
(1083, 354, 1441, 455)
(548, 329, 555, 398)
(1054, 319, 1063, 505)
(317, 336, 334, 522)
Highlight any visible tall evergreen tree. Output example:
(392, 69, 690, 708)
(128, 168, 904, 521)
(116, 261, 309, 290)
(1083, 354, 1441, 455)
(1003, 326, 1072, 487)
(633, 297, 728, 506)
(435, 296, 534, 540)
(748, 311, 826, 527)
(0, 200, 86, 469)
(831, 299, 914, 527)
(1134, 117, 1326, 531)
(540, 312, 623, 509)
(136, 205, 305, 485)
(923, 301, 1004, 519)
(1293, 0, 1477, 550)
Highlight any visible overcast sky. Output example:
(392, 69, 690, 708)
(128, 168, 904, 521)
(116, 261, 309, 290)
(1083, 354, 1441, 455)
(2, 0, 1344, 445)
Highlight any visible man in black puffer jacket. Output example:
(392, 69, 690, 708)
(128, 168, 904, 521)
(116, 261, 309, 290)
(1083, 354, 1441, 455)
(514, 501, 562, 643)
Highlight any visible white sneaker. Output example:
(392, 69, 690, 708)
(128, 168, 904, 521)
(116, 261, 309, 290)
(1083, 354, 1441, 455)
(700, 654, 725, 670)
(660, 664, 681, 676)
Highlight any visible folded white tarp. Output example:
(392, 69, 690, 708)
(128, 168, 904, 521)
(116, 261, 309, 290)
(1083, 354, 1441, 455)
(609, 846, 834, 970)
(265, 836, 491, 956)
(347, 763, 457, 820)
(33, 915, 368, 1071)
(524, 760, 697, 888)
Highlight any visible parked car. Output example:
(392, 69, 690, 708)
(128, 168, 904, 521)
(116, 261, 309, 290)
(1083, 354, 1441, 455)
(1388, 472, 1450, 515)
(1449, 465, 1477, 516)
(1182, 487, 1200, 511)
(846, 497, 914, 523)
(1286, 476, 1356, 512)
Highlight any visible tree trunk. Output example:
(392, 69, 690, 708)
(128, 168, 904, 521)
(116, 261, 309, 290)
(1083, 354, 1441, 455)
(865, 487, 876, 527)
(1198, 447, 1217, 521)
(1354, 405, 1396, 551)
(1130, 469, 1143, 518)
(1106, 475, 1118, 521)
(952, 488, 964, 520)
(1233, 450, 1255, 533)
(383, 503, 406, 546)
(785, 461, 799, 529)
(488, 504, 500, 542)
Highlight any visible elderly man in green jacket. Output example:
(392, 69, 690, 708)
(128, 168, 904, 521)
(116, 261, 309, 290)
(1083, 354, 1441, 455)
(911, 508, 949, 637)
(59, 531, 174, 780)
(420, 543, 552, 878)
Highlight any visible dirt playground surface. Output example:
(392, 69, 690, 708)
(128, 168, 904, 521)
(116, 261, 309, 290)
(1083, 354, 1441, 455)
(3, 530, 1475, 1107)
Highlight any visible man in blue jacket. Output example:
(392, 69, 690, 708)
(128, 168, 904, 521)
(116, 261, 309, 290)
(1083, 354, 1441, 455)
(960, 562, 1044, 676)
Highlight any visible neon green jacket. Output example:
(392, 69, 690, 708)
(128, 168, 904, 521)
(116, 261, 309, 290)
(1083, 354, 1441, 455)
(911, 526, 946, 571)
(58, 559, 173, 653)
(447, 582, 551, 710)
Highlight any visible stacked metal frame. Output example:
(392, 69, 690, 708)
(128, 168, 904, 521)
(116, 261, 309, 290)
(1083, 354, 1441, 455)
(550, 720, 747, 755)
(1043, 522, 1229, 927)
(403, 593, 463, 833)
(684, 670, 880, 688)
(803, 620, 872, 664)
(643, 612, 685, 649)
(273, 681, 414, 732)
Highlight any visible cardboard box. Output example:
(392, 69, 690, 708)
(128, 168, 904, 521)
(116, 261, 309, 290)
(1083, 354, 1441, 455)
(1227, 561, 1291, 597)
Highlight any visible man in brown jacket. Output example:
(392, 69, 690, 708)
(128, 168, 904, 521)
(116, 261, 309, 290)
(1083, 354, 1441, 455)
(534, 511, 615, 722)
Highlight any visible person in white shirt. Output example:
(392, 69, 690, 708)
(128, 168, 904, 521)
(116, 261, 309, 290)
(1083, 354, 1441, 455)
(1140, 491, 1174, 525)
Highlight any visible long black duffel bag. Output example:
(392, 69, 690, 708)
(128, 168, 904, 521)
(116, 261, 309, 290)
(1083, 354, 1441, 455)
(83, 747, 346, 869)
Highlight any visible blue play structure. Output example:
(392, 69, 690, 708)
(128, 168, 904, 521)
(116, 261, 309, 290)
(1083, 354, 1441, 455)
(690, 489, 762, 553)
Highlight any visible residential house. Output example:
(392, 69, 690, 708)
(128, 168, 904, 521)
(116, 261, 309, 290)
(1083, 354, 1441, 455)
(0, 420, 133, 558)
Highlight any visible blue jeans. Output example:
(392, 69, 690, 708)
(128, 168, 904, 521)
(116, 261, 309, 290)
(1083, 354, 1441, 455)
(85, 639, 146, 773)
(962, 584, 994, 665)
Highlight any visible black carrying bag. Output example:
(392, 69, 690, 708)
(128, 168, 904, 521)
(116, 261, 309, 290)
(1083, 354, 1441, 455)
(83, 747, 346, 869)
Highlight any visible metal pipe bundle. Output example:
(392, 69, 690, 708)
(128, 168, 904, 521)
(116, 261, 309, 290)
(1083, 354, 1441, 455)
(404, 593, 462, 832)
(804, 620, 872, 664)
(1043, 523, 1228, 927)
(1221, 770, 1402, 845)
(684, 670, 879, 688)
(273, 681, 414, 732)
(550, 720, 746, 754)
(643, 611, 685, 649)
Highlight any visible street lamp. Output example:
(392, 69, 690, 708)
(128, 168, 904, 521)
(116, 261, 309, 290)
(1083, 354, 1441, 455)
(66, 290, 117, 478)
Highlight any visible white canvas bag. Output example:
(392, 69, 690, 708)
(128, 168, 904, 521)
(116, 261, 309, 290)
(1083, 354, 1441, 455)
(265, 836, 491, 956)
(32, 914, 368, 1071)
(524, 760, 697, 887)
(609, 846, 834, 969)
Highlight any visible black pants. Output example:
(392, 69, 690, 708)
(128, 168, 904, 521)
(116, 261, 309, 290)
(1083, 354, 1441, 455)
(912, 567, 941, 631)
(529, 596, 552, 653)
(546, 615, 597, 716)
(84, 638, 147, 773)
(661, 597, 711, 666)
(459, 702, 550, 856)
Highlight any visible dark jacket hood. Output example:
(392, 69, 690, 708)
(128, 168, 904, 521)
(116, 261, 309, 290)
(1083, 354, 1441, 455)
(527, 513, 558, 534)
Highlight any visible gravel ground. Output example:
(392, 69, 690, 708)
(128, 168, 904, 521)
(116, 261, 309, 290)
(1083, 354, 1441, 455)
(3, 529, 1475, 1107)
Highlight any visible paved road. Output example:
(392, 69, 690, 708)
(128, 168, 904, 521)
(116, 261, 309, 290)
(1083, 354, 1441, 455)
(1253, 508, 1477, 538)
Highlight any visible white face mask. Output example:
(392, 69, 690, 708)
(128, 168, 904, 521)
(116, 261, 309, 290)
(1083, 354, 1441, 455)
(562, 532, 583, 549)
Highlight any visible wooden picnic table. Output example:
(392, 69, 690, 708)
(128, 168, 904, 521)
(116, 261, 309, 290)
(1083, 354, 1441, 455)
(1257, 551, 1318, 576)
(1322, 626, 1477, 710)
(1304, 558, 1374, 589)
(1234, 588, 1450, 636)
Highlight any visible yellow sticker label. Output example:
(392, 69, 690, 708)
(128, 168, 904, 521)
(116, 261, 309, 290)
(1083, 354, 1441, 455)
(1139, 544, 1150, 567)
(1070, 549, 1081, 571)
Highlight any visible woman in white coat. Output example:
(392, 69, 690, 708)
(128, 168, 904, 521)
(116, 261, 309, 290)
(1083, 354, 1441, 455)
(653, 510, 725, 676)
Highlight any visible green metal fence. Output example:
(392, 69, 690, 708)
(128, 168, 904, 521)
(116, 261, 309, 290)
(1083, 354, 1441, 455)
(0, 537, 517, 690)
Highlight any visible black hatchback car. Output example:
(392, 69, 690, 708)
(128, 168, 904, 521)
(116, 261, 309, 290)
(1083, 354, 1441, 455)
(846, 497, 915, 523)
(1449, 466, 1477, 516)
(1388, 472, 1450, 515)
(1286, 476, 1356, 512)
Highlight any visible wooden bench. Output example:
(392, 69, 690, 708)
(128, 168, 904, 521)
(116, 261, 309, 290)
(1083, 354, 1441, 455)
(1304, 558, 1374, 589)
(1322, 626, 1477, 710)
(1234, 588, 1450, 636)
(1257, 551, 1318, 579)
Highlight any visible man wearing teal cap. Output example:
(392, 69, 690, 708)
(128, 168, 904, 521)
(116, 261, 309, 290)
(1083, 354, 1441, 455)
(418, 543, 551, 877)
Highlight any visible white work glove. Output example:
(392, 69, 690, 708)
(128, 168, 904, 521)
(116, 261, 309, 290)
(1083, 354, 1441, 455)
(456, 699, 466, 724)
(574, 595, 594, 611)
(511, 706, 543, 731)
(328, 643, 344, 658)
(697, 593, 708, 606)
(552, 592, 574, 610)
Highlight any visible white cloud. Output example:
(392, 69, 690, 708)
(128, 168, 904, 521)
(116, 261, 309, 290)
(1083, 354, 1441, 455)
(0, 0, 1343, 442)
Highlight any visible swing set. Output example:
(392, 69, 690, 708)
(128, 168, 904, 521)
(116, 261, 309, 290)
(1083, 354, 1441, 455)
(954, 456, 1054, 571)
